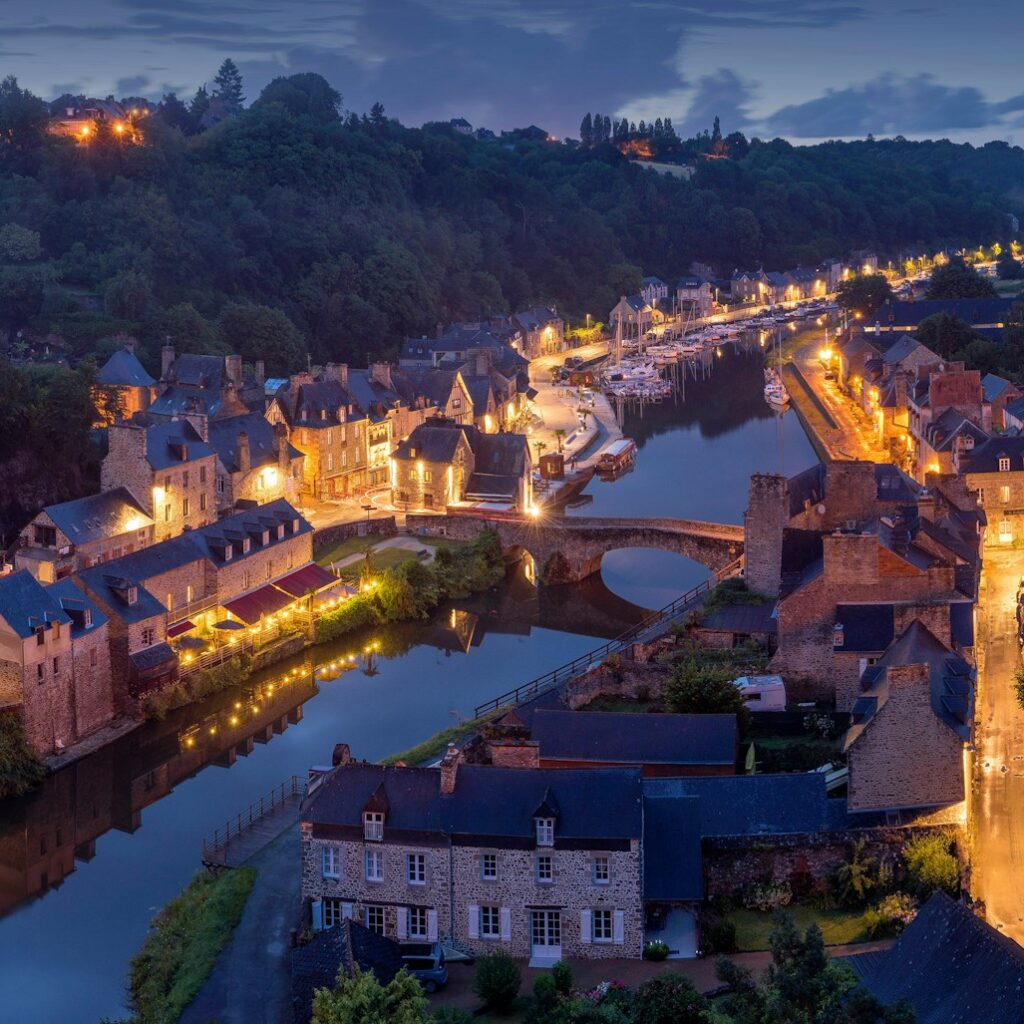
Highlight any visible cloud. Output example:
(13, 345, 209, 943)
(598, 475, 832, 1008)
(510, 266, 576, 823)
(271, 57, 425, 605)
(116, 74, 150, 96)
(675, 69, 756, 137)
(762, 73, 1017, 138)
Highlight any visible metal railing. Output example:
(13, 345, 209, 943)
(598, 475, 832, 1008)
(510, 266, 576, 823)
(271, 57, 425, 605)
(473, 557, 742, 718)
(201, 774, 304, 864)
(178, 636, 255, 678)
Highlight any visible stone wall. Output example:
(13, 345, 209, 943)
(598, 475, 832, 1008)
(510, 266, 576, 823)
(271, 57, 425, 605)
(70, 625, 115, 739)
(17, 626, 76, 755)
(744, 474, 789, 597)
(564, 661, 667, 710)
(211, 531, 313, 603)
(312, 517, 398, 557)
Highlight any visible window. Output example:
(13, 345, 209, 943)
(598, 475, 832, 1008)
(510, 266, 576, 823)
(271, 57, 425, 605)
(89, 647, 97, 668)
(266, 561, 273, 580)
(327, 452, 334, 472)
(593, 857, 610, 884)
(398, 491, 409, 504)
(200, 493, 207, 512)
(186, 585, 194, 604)
(37, 663, 43, 682)
(365, 849, 384, 882)
(243, 570, 252, 590)
(364, 811, 384, 840)
(1001, 485, 1011, 504)
(591, 909, 613, 943)
(322, 845, 341, 879)
(452, 398, 462, 409)
(535, 817, 555, 846)
(166, 593, 173, 612)
(481, 853, 497, 881)
(199, 465, 207, 484)
(407, 853, 426, 885)
(182, 498, 190, 517)
(164, 504, 171, 522)
(35, 627, 44, 646)
(408, 906, 428, 940)
(480, 905, 501, 939)
(536, 854, 553, 883)
(327, 429, 333, 445)
(365, 905, 385, 934)
(323, 898, 347, 928)
(423, 494, 434, 508)
(424, 470, 432, 483)
(183, 471, 189, 488)
(342, 450, 348, 468)
(1000, 457, 1011, 472)
(218, 477, 225, 495)
(141, 627, 155, 647)
(52, 657, 58, 674)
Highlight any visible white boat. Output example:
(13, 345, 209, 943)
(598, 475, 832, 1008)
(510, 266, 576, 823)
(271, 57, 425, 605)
(765, 383, 790, 410)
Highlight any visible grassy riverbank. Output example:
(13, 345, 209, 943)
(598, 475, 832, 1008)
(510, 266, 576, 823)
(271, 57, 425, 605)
(0, 714, 45, 798)
(381, 712, 501, 766)
(128, 867, 256, 1024)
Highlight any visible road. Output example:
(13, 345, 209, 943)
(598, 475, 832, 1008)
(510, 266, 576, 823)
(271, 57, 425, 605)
(972, 547, 1024, 944)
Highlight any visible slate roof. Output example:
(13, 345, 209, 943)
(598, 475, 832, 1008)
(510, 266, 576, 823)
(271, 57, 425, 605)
(145, 421, 215, 470)
(98, 533, 207, 581)
(835, 603, 895, 652)
(871, 297, 1017, 329)
(513, 306, 559, 331)
(42, 487, 152, 546)
(982, 373, 1016, 404)
(207, 413, 300, 474)
(881, 335, 932, 366)
(188, 499, 311, 565)
(676, 275, 707, 288)
(394, 368, 459, 410)
(530, 710, 737, 766)
(787, 464, 825, 517)
(272, 378, 353, 428)
(845, 620, 974, 750)
(45, 578, 107, 637)
(959, 435, 1024, 473)
(467, 429, 530, 477)
(642, 773, 832, 837)
(393, 424, 466, 464)
(76, 567, 165, 625)
(291, 920, 406, 1023)
(642, 794, 703, 901)
(96, 348, 155, 387)
(874, 464, 922, 502)
(701, 603, 777, 635)
(0, 570, 71, 638)
(304, 762, 644, 840)
(846, 893, 1024, 1024)
(922, 409, 989, 453)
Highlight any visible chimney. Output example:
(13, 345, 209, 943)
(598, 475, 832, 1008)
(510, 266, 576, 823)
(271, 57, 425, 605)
(225, 354, 242, 387)
(435, 322, 444, 339)
(917, 488, 937, 523)
(289, 371, 314, 390)
(332, 742, 352, 766)
(371, 362, 392, 390)
(324, 362, 349, 387)
(439, 743, 463, 794)
(254, 360, 265, 385)
(236, 431, 251, 475)
(161, 344, 176, 380)
(274, 421, 289, 471)
(489, 738, 540, 769)
(475, 351, 489, 377)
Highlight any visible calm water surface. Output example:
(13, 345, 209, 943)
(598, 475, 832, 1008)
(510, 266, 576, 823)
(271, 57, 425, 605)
(0, 341, 815, 1023)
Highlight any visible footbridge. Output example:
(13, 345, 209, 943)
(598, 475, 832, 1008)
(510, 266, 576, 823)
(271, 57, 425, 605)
(407, 512, 744, 584)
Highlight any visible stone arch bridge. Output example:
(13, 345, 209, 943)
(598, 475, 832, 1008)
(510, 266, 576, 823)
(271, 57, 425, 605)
(406, 513, 744, 584)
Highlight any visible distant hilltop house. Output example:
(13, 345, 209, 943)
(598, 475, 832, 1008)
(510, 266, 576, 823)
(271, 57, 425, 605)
(49, 97, 148, 142)
(449, 117, 473, 135)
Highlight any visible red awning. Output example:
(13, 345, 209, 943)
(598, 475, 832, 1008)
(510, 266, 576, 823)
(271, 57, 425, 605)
(167, 619, 196, 638)
(223, 584, 295, 625)
(272, 562, 339, 597)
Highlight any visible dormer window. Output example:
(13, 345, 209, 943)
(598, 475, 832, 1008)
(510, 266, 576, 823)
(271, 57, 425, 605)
(242, 538, 251, 554)
(320, 409, 326, 420)
(127, 586, 138, 606)
(84, 609, 92, 628)
(277, 523, 285, 540)
(292, 517, 300, 532)
(223, 546, 233, 562)
(363, 811, 384, 841)
(535, 817, 555, 847)
(261, 529, 270, 545)
(999, 457, 1011, 472)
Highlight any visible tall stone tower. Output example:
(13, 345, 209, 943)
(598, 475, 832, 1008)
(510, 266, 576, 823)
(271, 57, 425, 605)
(744, 473, 790, 598)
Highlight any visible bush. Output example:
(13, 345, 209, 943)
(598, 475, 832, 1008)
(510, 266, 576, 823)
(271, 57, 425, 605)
(701, 915, 737, 954)
(642, 940, 669, 961)
(432, 1009, 474, 1024)
(864, 893, 918, 939)
(903, 833, 959, 897)
(633, 972, 707, 1024)
(551, 960, 572, 995)
(473, 951, 521, 1011)
(740, 879, 792, 912)
(0, 713, 45, 798)
(664, 657, 750, 733)
(143, 654, 253, 719)
(530, 973, 559, 1022)
(1014, 667, 1024, 711)
(833, 840, 877, 909)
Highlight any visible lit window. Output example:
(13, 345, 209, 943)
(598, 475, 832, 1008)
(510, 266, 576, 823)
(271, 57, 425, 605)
(1001, 486, 1011, 504)
(365, 849, 384, 882)
(182, 498, 190, 517)
(1000, 457, 1011, 472)
(535, 817, 555, 846)
(407, 853, 426, 885)
(591, 908, 613, 943)
(322, 845, 341, 879)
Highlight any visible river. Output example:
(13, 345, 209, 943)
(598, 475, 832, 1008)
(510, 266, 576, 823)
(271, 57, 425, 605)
(0, 342, 815, 1023)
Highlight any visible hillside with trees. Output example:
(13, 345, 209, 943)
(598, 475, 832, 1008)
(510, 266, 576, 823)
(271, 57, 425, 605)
(0, 69, 1023, 379)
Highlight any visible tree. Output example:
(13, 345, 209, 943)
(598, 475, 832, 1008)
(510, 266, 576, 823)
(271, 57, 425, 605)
(664, 657, 750, 732)
(217, 302, 307, 375)
(369, 101, 386, 126)
(189, 85, 210, 123)
(633, 972, 707, 1024)
(926, 256, 997, 299)
(104, 270, 152, 321)
(902, 833, 959, 897)
(997, 251, 1024, 280)
(156, 92, 195, 135)
(472, 951, 521, 1011)
(0, 223, 40, 262)
(913, 313, 986, 360)
(836, 274, 895, 317)
(254, 74, 342, 121)
(0, 75, 50, 151)
(212, 58, 245, 112)
(580, 112, 593, 147)
(311, 965, 427, 1024)
(834, 840, 877, 908)
(0, 266, 45, 342)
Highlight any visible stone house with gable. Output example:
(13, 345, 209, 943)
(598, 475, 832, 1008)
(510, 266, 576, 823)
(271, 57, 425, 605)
(608, 296, 655, 339)
(15, 488, 154, 583)
(300, 748, 671, 962)
(93, 343, 155, 422)
(675, 276, 713, 318)
(958, 435, 1024, 546)
(150, 347, 266, 421)
(512, 307, 564, 358)
(101, 421, 218, 543)
(640, 276, 668, 307)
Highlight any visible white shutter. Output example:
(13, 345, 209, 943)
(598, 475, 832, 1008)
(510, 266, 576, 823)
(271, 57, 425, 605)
(499, 907, 512, 941)
(342, 902, 354, 920)
(396, 907, 408, 940)
(580, 910, 592, 944)
(427, 909, 438, 941)
(311, 899, 324, 932)
(468, 904, 480, 939)
(613, 910, 625, 945)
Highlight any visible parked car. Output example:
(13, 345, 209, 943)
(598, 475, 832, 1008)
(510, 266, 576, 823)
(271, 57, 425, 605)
(400, 942, 448, 992)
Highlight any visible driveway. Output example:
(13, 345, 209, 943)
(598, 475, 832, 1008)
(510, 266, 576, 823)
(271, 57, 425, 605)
(972, 546, 1024, 944)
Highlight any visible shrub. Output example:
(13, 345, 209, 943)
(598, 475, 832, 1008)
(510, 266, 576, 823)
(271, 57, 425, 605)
(864, 893, 919, 939)
(634, 684, 651, 703)
(664, 657, 750, 733)
(740, 879, 793, 912)
(530, 973, 558, 1023)
(701, 915, 737, 954)
(642, 940, 669, 961)
(903, 833, 959, 897)
(1014, 667, 1024, 711)
(0, 713, 45, 798)
(834, 840, 877, 909)
(633, 972, 708, 1024)
(473, 951, 521, 1011)
(432, 1009, 474, 1024)
(551, 960, 572, 996)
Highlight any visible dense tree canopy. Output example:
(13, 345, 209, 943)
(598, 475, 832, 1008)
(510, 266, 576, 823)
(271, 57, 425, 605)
(0, 72, 1020, 375)
(925, 256, 998, 299)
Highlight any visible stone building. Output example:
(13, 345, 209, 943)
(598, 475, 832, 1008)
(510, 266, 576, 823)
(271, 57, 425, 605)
(958, 435, 1024, 546)
(844, 621, 972, 816)
(149, 347, 266, 421)
(93, 343, 155, 422)
(15, 488, 154, 582)
(981, 373, 1021, 431)
(101, 421, 218, 543)
(299, 748, 683, 962)
(675, 276, 713, 318)
(512, 306, 564, 358)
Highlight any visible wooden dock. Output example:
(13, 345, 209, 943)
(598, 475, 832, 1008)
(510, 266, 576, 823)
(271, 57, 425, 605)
(202, 775, 304, 868)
